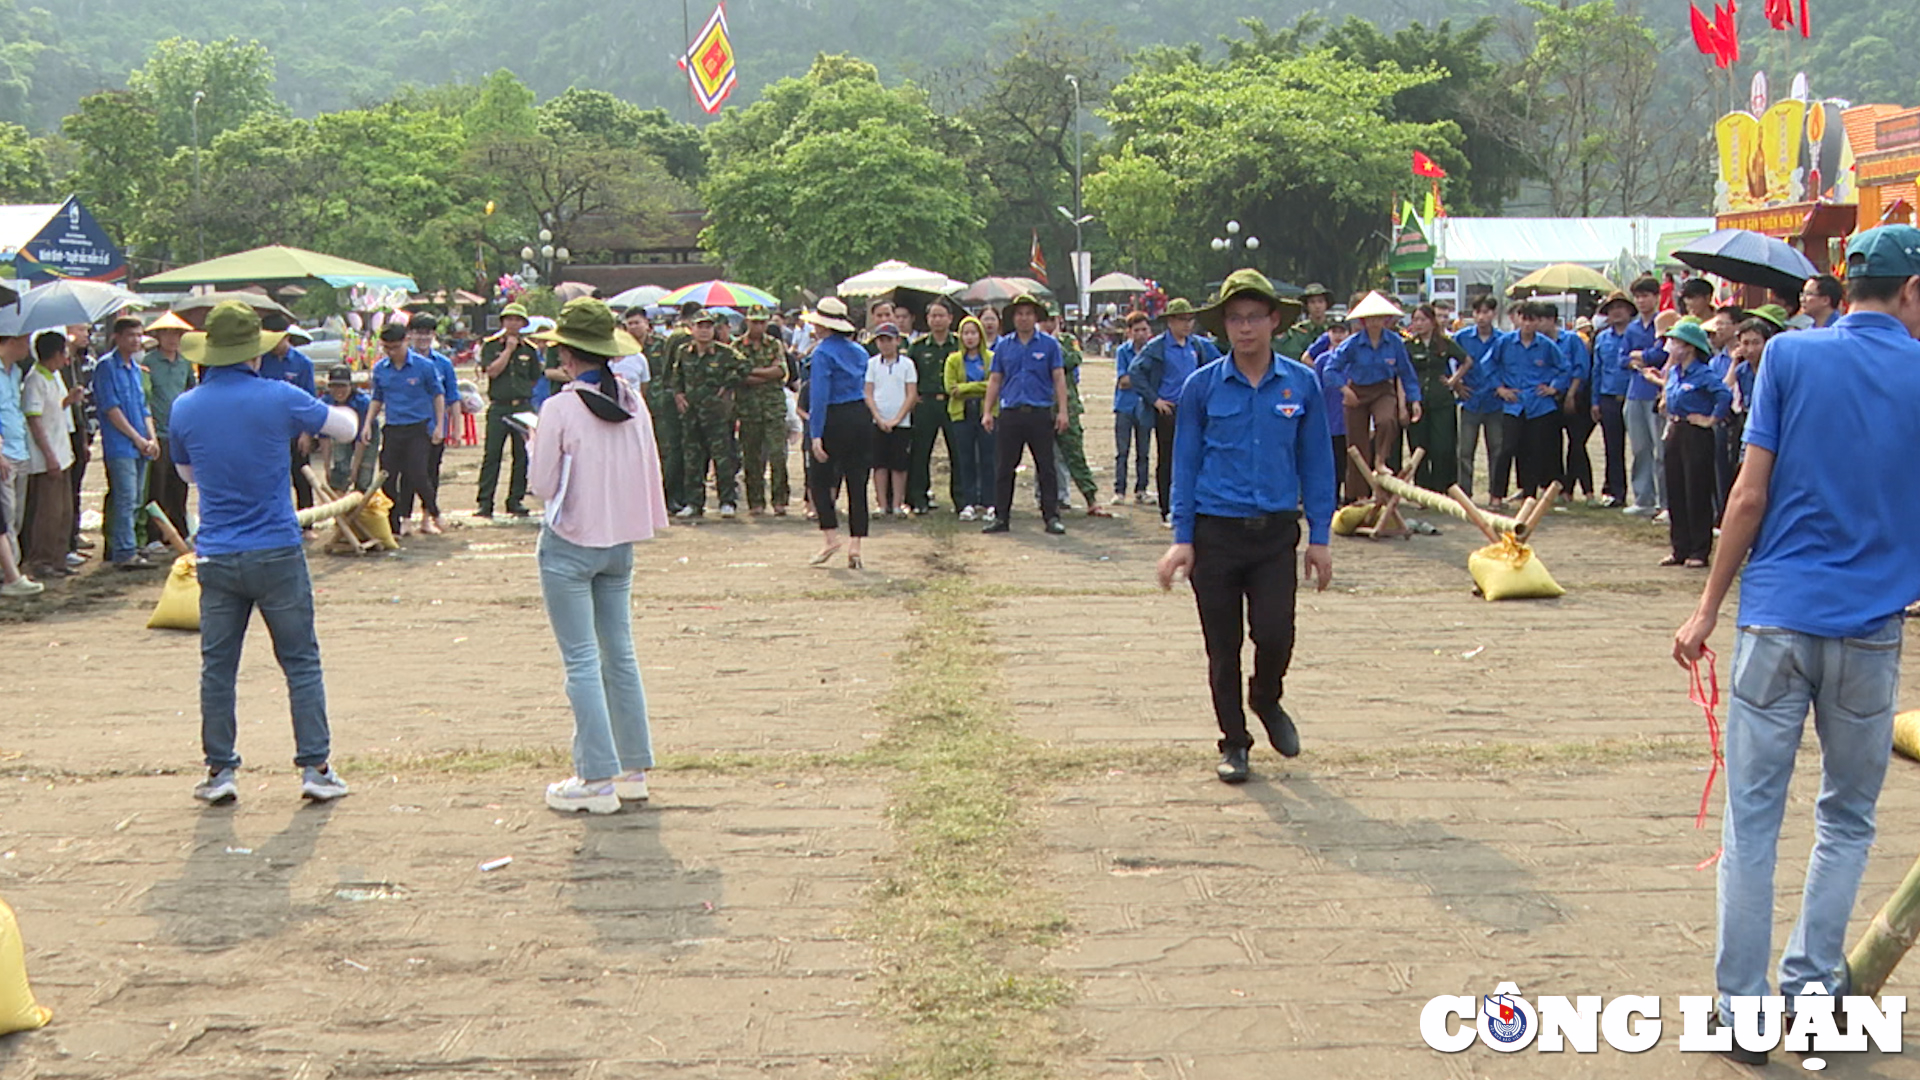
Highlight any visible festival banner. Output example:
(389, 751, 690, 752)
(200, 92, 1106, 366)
(677, 3, 738, 114)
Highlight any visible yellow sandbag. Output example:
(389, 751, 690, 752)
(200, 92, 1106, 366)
(146, 553, 200, 631)
(357, 489, 398, 550)
(1331, 504, 1375, 536)
(0, 895, 51, 1034)
(1468, 534, 1565, 601)
(1894, 712, 1920, 763)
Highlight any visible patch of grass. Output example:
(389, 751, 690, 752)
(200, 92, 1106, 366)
(858, 553, 1073, 1080)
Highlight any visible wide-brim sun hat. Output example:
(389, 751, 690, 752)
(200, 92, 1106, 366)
(802, 296, 857, 334)
(529, 297, 643, 357)
(180, 300, 288, 367)
(1595, 290, 1635, 317)
(1197, 269, 1302, 337)
(1348, 291, 1405, 320)
(1661, 318, 1712, 355)
(145, 311, 195, 334)
(1001, 293, 1050, 323)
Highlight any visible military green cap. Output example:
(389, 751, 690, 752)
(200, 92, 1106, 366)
(1747, 304, 1789, 330)
(1197, 269, 1302, 337)
(500, 302, 530, 322)
(180, 301, 287, 367)
(1163, 298, 1198, 317)
(530, 297, 642, 358)
(1299, 282, 1333, 300)
(691, 308, 720, 325)
(1001, 293, 1050, 322)
(743, 304, 772, 321)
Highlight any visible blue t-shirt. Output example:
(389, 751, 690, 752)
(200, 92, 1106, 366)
(371, 354, 443, 427)
(426, 348, 460, 424)
(0, 362, 24, 461)
(170, 366, 332, 556)
(90, 348, 152, 459)
(989, 331, 1063, 409)
(1739, 311, 1920, 637)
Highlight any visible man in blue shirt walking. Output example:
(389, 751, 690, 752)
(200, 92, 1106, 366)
(1157, 270, 1334, 783)
(410, 312, 461, 527)
(981, 294, 1070, 536)
(1128, 298, 1221, 525)
(365, 323, 446, 536)
(170, 301, 360, 806)
(1111, 312, 1154, 505)
(1673, 225, 1920, 1067)
(90, 317, 161, 569)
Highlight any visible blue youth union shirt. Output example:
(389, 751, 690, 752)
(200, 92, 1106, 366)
(1739, 310, 1920, 638)
(170, 366, 332, 556)
(1169, 354, 1336, 546)
(1590, 325, 1633, 397)
(90, 348, 152, 459)
(1452, 327, 1505, 414)
(990, 331, 1062, 409)
(372, 355, 442, 426)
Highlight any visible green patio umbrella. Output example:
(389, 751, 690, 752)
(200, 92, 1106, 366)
(143, 245, 417, 290)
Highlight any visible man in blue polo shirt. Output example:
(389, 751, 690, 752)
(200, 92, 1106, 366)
(1157, 270, 1333, 783)
(1127, 298, 1221, 525)
(409, 312, 461, 524)
(258, 314, 320, 511)
(1589, 292, 1636, 506)
(1673, 225, 1920, 1067)
(1621, 276, 1667, 516)
(1487, 301, 1571, 506)
(89, 316, 161, 569)
(169, 301, 359, 806)
(365, 323, 446, 535)
(1452, 295, 1504, 499)
(981, 294, 1070, 536)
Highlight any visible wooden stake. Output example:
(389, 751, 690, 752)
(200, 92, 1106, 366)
(142, 503, 193, 557)
(1446, 485, 1502, 543)
(1521, 482, 1561, 534)
(1849, 851, 1920, 997)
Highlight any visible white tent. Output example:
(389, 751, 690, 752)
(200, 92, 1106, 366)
(1434, 217, 1715, 291)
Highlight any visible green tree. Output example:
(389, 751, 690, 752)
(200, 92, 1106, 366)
(126, 36, 287, 154)
(58, 90, 160, 246)
(701, 54, 989, 295)
(463, 69, 538, 143)
(1088, 46, 1463, 295)
(538, 87, 706, 185)
(0, 120, 50, 200)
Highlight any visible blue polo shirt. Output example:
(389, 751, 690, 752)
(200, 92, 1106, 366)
(1622, 315, 1666, 402)
(1739, 311, 1920, 637)
(425, 348, 460, 423)
(170, 365, 332, 556)
(1591, 325, 1633, 397)
(1170, 353, 1334, 546)
(1155, 335, 1199, 401)
(89, 348, 151, 459)
(990, 331, 1063, 409)
(1554, 330, 1591, 391)
(1665, 357, 1731, 421)
(1113, 340, 1143, 415)
(1327, 330, 1421, 402)
(257, 345, 317, 396)
(1489, 332, 1569, 420)
(807, 334, 869, 439)
(371, 352, 444, 426)
(1452, 326, 1504, 415)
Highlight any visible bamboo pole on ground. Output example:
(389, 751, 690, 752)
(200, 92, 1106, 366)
(295, 487, 369, 529)
(1375, 472, 1525, 534)
(1849, 854, 1920, 997)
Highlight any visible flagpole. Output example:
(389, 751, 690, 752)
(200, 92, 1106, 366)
(683, 0, 696, 124)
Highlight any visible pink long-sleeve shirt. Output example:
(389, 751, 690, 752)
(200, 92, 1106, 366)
(528, 378, 670, 547)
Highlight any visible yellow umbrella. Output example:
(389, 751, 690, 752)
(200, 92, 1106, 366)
(1506, 263, 1618, 297)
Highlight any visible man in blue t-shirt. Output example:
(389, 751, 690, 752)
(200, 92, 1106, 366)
(1673, 225, 1920, 1067)
(981, 294, 1070, 535)
(169, 301, 360, 807)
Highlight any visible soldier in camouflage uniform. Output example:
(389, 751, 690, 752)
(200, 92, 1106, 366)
(1274, 282, 1337, 359)
(475, 302, 546, 517)
(648, 300, 703, 514)
(670, 309, 752, 518)
(1040, 314, 1110, 517)
(736, 305, 791, 515)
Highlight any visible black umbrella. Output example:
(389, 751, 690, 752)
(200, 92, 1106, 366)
(1673, 228, 1818, 294)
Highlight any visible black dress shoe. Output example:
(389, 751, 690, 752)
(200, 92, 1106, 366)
(1044, 518, 1066, 535)
(506, 505, 531, 517)
(1255, 703, 1300, 757)
(1706, 1012, 1768, 1066)
(981, 521, 1011, 534)
(1216, 747, 1250, 783)
(473, 508, 494, 519)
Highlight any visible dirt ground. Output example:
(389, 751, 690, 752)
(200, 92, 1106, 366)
(7, 357, 1920, 1078)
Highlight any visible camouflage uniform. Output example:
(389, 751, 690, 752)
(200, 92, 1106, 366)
(671, 338, 751, 511)
(735, 331, 790, 511)
(648, 329, 690, 511)
(1053, 339, 1099, 503)
(1275, 317, 1335, 361)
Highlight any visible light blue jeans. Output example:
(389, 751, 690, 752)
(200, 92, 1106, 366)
(105, 454, 147, 562)
(538, 527, 654, 780)
(1717, 616, 1903, 1017)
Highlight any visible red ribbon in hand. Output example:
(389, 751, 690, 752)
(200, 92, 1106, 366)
(1690, 646, 1725, 869)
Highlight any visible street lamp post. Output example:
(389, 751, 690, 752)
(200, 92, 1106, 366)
(1209, 219, 1260, 280)
(190, 90, 206, 261)
(1065, 74, 1084, 316)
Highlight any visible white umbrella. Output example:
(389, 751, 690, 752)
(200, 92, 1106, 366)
(836, 260, 952, 297)
(1088, 271, 1149, 294)
(0, 279, 145, 337)
(607, 284, 669, 309)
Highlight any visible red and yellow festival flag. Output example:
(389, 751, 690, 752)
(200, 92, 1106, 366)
(677, 4, 738, 114)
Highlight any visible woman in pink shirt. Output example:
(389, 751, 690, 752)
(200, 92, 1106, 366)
(529, 299, 671, 814)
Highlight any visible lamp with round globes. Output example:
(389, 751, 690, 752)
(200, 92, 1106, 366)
(1245, 237, 1260, 251)
(538, 228, 553, 244)
(556, 247, 570, 262)
(1226, 220, 1240, 235)
(520, 246, 534, 262)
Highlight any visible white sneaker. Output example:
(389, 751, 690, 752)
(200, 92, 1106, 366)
(141, 540, 171, 557)
(674, 506, 697, 519)
(546, 777, 620, 814)
(958, 506, 977, 521)
(719, 503, 737, 518)
(65, 552, 87, 567)
(0, 578, 43, 598)
(301, 765, 350, 801)
(1653, 509, 1671, 525)
(613, 771, 650, 802)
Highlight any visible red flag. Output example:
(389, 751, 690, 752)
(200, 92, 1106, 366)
(1763, 0, 1792, 31)
(1800, 0, 1810, 37)
(1029, 228, 1048, 286)
(1412, 150, 1448, 179)
(1713, 2, 1740, 66)
(1689, 5, 1717, 57)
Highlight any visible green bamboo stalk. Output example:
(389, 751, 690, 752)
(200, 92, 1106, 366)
(1848, 851, 1920, 997)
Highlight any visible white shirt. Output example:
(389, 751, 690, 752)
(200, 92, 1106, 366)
(20, 365, 74, 473)
(611, 352, 650, 389)
(865, 355, 917, 428)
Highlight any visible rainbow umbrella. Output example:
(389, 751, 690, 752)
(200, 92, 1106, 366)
(658, 280, 779, 309)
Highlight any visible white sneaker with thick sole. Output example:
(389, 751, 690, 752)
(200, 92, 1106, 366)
(0, 578, 43, 598)
(719, 504, 737, 519)
(301, 765, 350, 801)
(546, 777, 620, 814)
(613, 771, 650, 802)
(958, 507, 977, 521)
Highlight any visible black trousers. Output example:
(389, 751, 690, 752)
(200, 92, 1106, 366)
(477, 400, 530, 511)
(1501, 412, 1562, 499)
(812, 401, 873, 537)
(1192, 514, 1300, 752)
(1153, 406, 1176, 517)
(1596, 394, 1627, 500)
(68, 428, 88, 543)
(381, 422, 439, 528)
(1665, 421, 1716, 563)
(993, 406, 1060, 524)
(906, 396, 950, 512)
(291, 438, 314, 509)
(1561, 385, 1595, 496)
